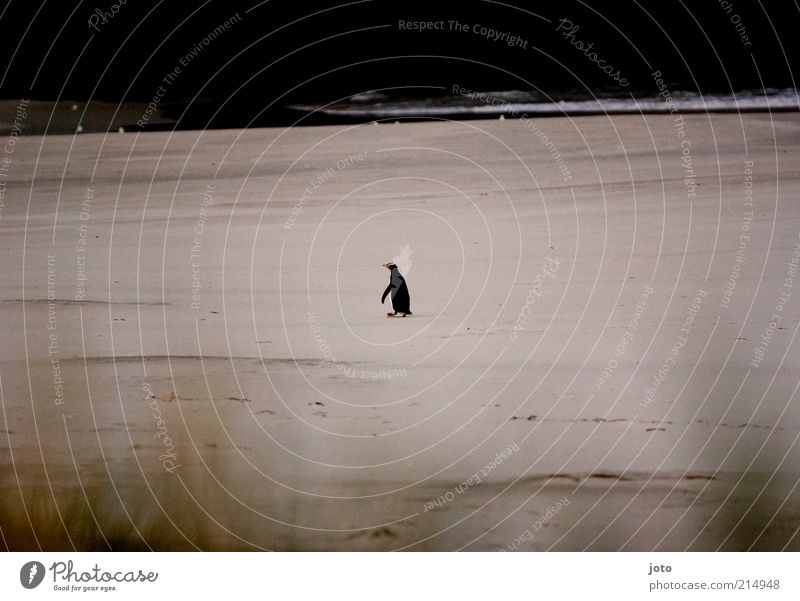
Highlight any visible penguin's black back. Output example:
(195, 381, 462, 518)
(390, 270, 411, 313)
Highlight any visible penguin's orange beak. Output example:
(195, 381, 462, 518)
(383, 262, 392, 269)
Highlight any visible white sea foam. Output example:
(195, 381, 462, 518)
(290, 88, 799, 119)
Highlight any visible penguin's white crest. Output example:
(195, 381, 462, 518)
(393, 244, 413, 275)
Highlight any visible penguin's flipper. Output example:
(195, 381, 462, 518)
(381, 283, 393, 304)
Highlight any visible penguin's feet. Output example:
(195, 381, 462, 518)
(387, 312, 396, 316)
(397, 312, 407, 317)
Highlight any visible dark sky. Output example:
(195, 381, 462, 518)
(0, 1, 796, 113)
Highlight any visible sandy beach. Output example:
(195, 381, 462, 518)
(1, 112, 799, 551)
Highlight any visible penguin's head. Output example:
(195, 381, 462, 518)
(383, 262, 397, 271)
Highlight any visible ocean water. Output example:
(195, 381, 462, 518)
(287, 88, 799, 121)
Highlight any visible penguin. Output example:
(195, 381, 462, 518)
(381, 262, 412, 316)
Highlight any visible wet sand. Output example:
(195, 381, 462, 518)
(1, 112, 799, 550)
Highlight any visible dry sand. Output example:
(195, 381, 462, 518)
(1, 112, 799, 550)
